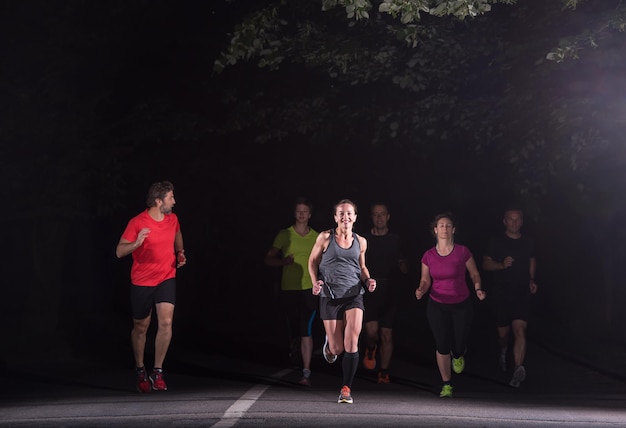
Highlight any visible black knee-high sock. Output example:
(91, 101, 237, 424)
(342, 351, 359, 388)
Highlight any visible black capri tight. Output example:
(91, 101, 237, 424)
(426, 297, 473, 357)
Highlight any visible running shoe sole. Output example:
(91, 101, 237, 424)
(338, 386, 353, 404)
(323, 336, 337, 363)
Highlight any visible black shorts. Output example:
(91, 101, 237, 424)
(280, 289, 318, 337)
(130, 278, 176, 320)
(319, 294, 364, 321)
(363, 279, 396, 328)
(490, 293, 531, 327)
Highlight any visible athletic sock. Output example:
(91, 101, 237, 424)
(342, 351, 359, 387)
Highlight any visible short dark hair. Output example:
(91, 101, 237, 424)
(371, 203, 390, 213)
(504, 206, 524, 217)
(294, 197, 313, 212)
(146, 181, 174, 207)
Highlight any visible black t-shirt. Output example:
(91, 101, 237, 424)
(485, 234, 534, 296)
(363, 231, 404, 299)
(363, 232, 403, 279)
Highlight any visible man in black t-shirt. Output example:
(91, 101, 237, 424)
(362, 203, 408, 384)
(483, 207, 537, 388)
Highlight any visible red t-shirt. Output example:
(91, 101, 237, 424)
(121, 210, 180, 286)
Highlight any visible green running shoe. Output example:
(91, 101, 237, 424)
(452, 356, 465, 374)
(439, 384, 453, 398)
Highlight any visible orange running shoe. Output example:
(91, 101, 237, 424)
(362, 345, 377, 370)
(338, 385, 353, 403)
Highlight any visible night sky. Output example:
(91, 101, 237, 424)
(3, 1, 626, 364)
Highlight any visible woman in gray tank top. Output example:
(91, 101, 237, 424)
(308, 199, 377, 404)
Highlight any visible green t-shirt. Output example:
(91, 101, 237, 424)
(272, 226, 319, 291)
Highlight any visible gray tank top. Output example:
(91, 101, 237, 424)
(319, 231, 364, 299)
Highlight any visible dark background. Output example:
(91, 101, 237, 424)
(3, 1, 626, 369)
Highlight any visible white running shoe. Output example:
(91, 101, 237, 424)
(322, 335, 337, 363)
(509, 365, 526, 388)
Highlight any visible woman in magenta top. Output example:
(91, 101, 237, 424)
(415, 212, 485, 398)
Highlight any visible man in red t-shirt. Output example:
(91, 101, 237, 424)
(116, 181, 186, 393)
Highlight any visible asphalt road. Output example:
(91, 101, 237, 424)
(2, 308, 626, 428)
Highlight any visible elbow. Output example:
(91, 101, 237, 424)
(115, 245, 126, 259)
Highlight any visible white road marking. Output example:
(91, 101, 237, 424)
(212, 368, 291, 427)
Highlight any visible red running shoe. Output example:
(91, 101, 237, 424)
(136, 368, 151, 393)
(150, 369, 168, 391)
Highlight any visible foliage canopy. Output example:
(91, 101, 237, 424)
(213, 0, 626, 211)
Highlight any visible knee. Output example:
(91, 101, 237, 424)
(512, 323, 527, 338)
(365, 321, 378, 335)
(158, 316, 173, 330)
(330, 342, 344, 355)
(133, 319, 150, 335)
(380, 329, 392, 344)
